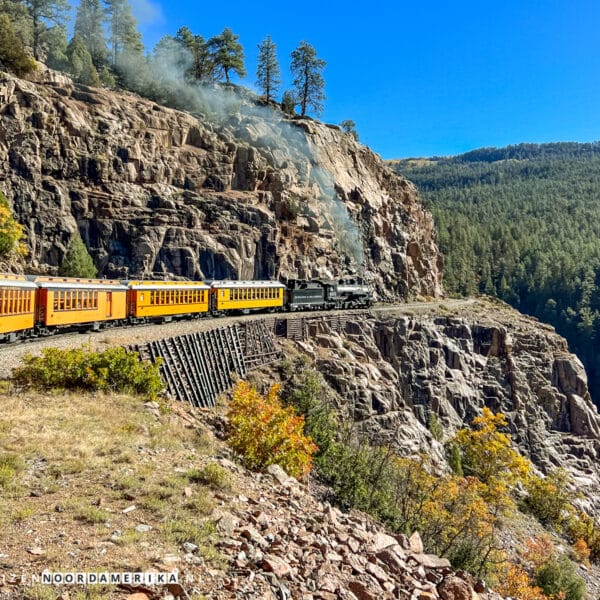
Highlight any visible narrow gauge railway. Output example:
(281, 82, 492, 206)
(0, 273, 374, 342)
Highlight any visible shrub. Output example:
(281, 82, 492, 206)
(12, 346, 163, 399)
(523, 468, 574, 526)
(427, 412, 444, 441)
(0, 452, 24, 488)
(282, 369, 337, 458)
(446, 442, 464, 476)
(186, 462, 232, 491)
(534, 555, 585, 600)
(454, 408, 530, 495)
(226, 381, 317, 479)
(0, 191, 26, 257)
(497, 565, 549, 600)
(572, 538, 591, 565)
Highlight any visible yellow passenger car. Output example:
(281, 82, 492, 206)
(209, 280, 285, 313)
(126, 280, 211, 321)
(34, 276, 128, 330)
(0, 274, 36, 340)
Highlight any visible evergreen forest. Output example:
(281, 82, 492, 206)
(392, 142, 600, 405)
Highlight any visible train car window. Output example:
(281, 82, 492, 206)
(0, 289, 4, 314)
(93, 291, 98, 309)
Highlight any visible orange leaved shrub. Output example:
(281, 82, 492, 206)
(226, 381, 317, 479)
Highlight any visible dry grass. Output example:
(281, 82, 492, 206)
(0, 387, 224, 590)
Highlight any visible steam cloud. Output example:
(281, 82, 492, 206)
(116, 43, 365, 270)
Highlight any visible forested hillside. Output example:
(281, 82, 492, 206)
(391, 142, 600, 404)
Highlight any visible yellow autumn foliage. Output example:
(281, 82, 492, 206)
(454, 407, 530, 496)
(0, 192, 26, 256)
(226, 380, 317, 479)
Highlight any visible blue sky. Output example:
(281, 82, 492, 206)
(128, 0, 600, 159)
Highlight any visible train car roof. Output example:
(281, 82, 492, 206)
(209, 280, 286, 289)
(30, 276, 127, 290)
(124, 280, 211, 290)
(0, 274, 37, 288)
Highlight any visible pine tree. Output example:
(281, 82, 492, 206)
(256, 34, 280, 103)
(281, 89, 296, 115)
(0, 14, 36, 76)
(175, 26, 213, 82)
(44, 24, 68, 70)
(0, 0, 32, 47)
(67, 34, 100, 85)
(340, 119, 358, 141)
(60, 232, 97, 278)
(208, 28, 245, 84)
(290, 41, 326, 117)
(74, 0, 107, 68)
(21, 0, 70, 61)
(103, 0, 143, 67)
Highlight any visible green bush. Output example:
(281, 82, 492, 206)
(186, 463, 232, 490)
(12, 346, 163, 399)
(524, 468, 574, 527)
(283, 369, 337, 458)
(535, 555, 585, 600)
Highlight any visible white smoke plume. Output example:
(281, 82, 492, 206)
(116, 44, 365, 269)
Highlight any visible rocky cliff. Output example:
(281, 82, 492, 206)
(0, 67, 442, 300)
(276, 300, 600, 514)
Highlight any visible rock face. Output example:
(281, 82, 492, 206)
(288, 300, 600, 512)
(0, 69, 442, 300)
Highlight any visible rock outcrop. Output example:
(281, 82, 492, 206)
(282, 300, 600, 513)
(0, 68, 442, 300)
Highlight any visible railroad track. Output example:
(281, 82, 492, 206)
(0, 299, 473, 380)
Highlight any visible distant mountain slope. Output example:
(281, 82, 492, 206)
(389, 142, 600, 404)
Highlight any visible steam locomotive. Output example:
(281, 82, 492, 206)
(0, 274, 374, 342)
